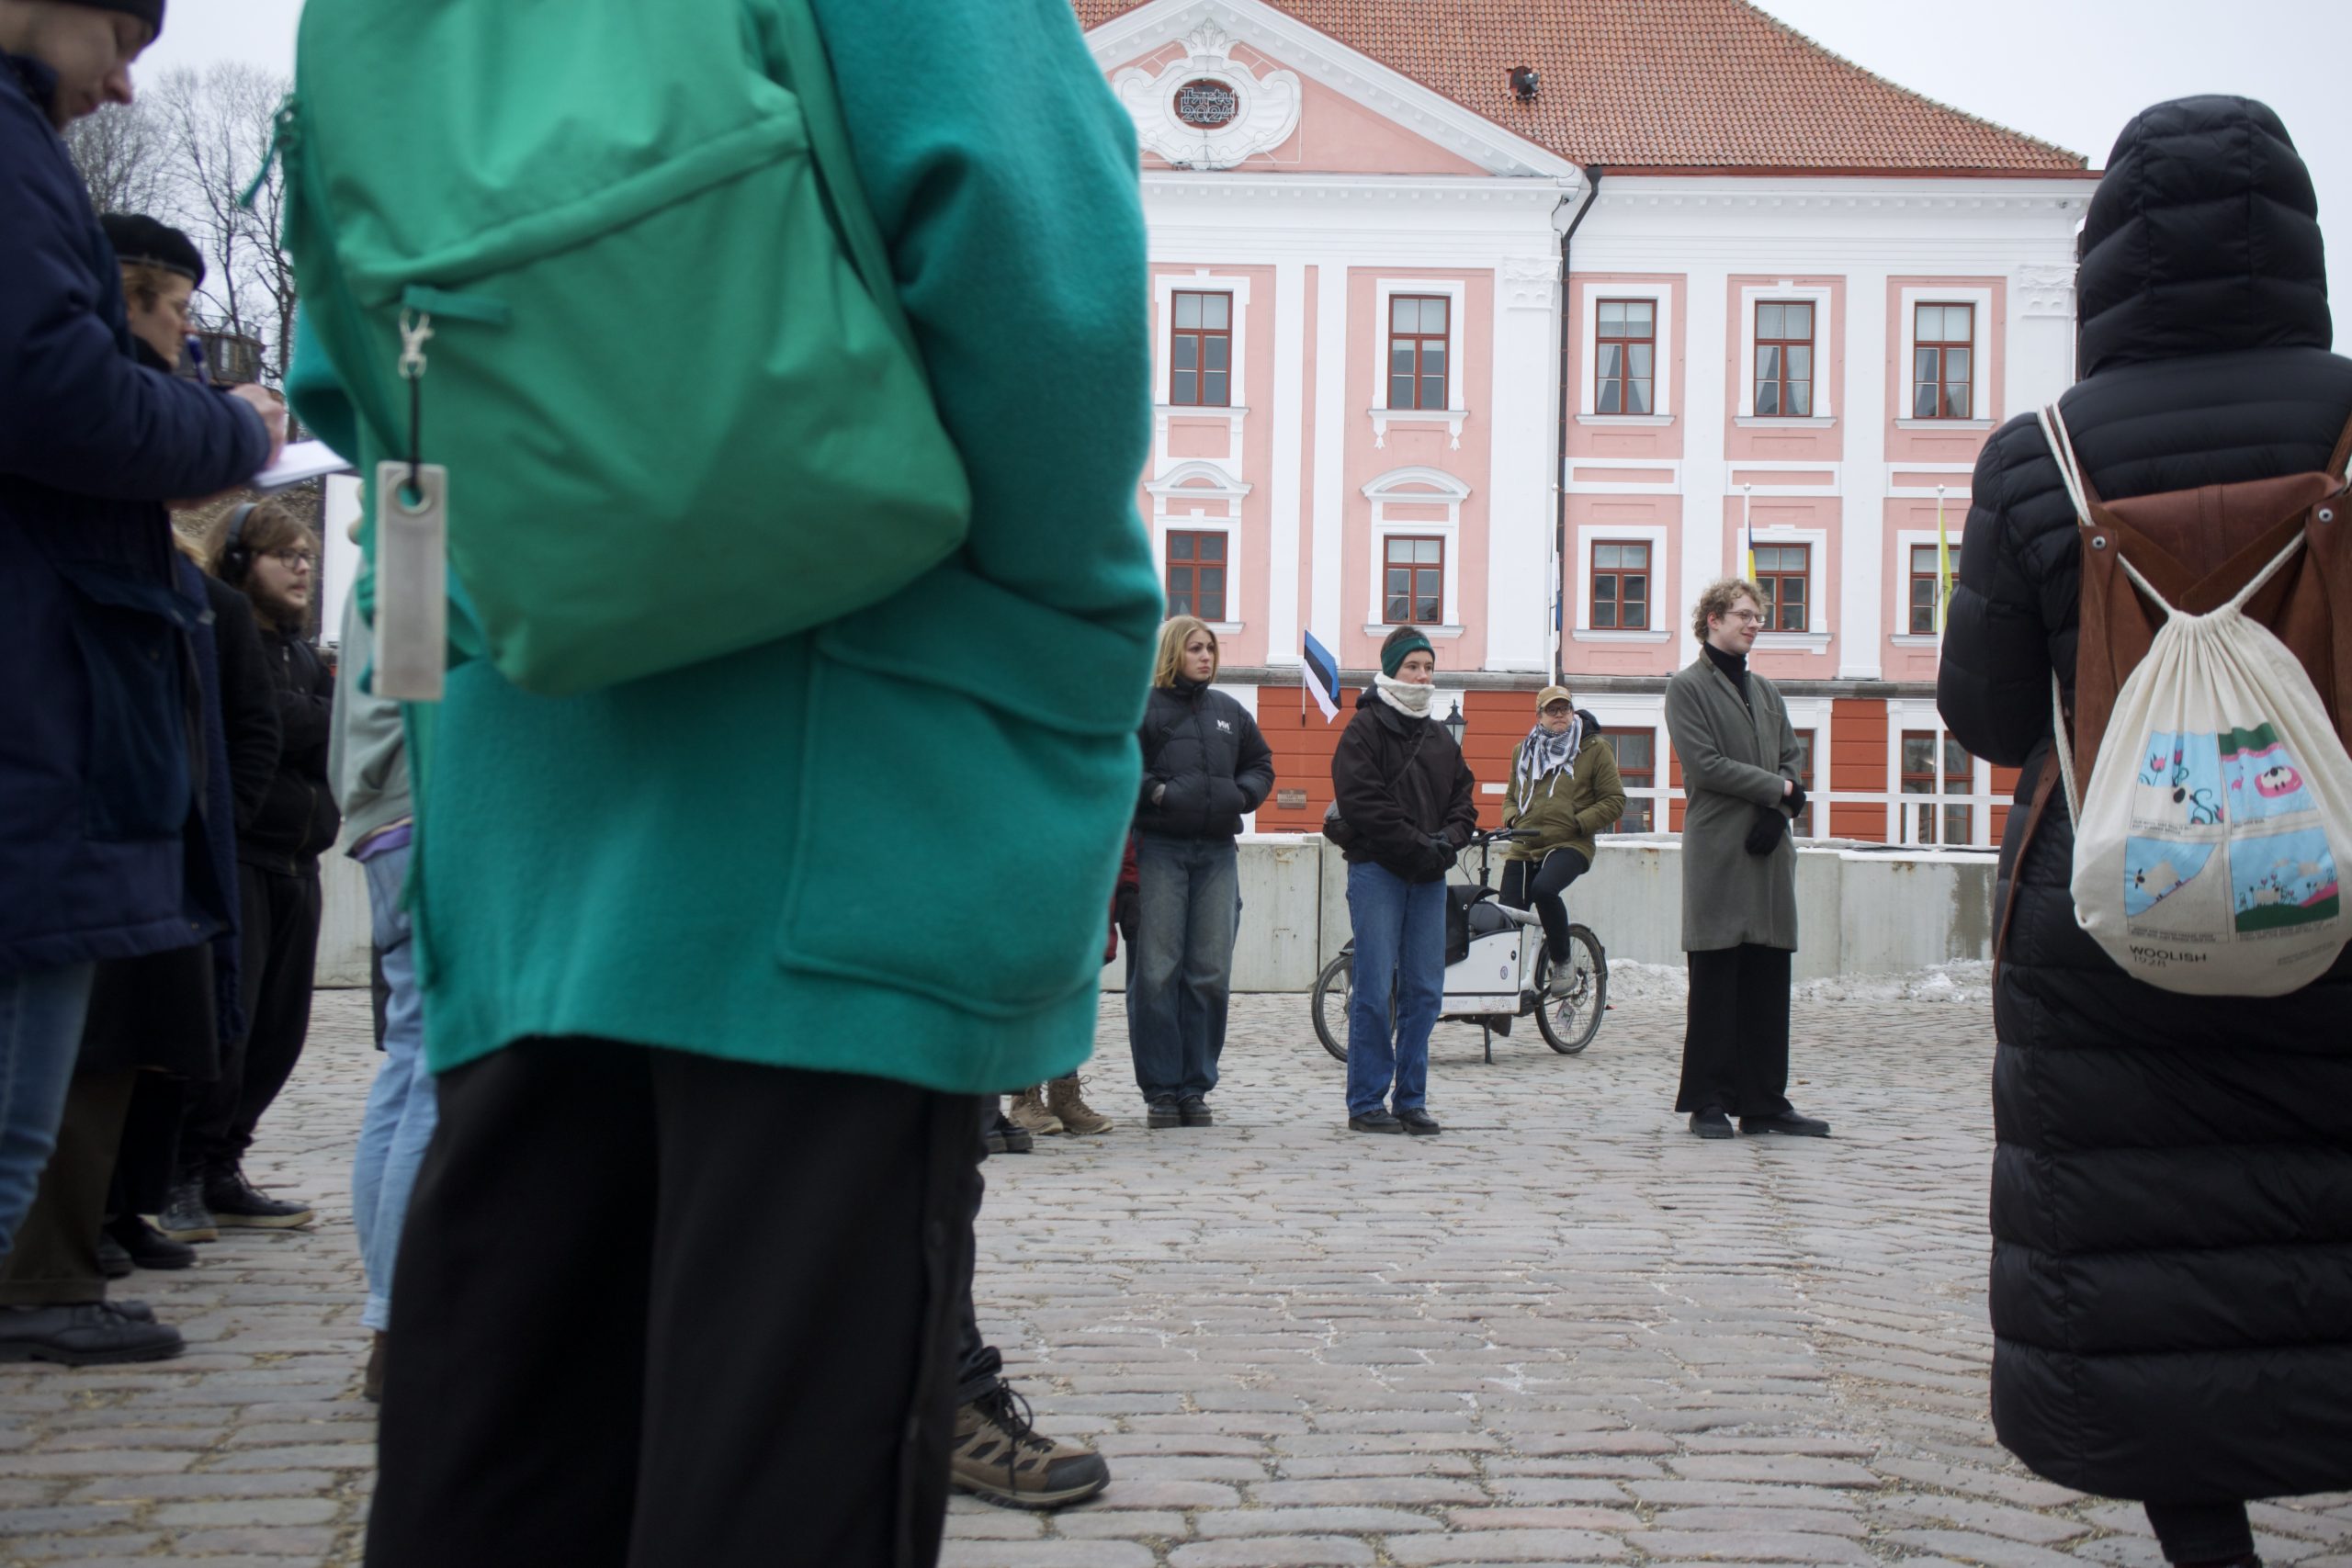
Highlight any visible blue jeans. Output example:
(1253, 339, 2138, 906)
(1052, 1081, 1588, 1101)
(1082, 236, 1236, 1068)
(1126, 834, 1239, 1103)
(1344, 863, 1446, 1118)
(0, 963, 94, 1261)
(351, 845, 434, 1332)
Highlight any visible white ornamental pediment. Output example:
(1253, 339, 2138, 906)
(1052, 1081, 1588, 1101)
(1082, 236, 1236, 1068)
(1113, 22, 1301, 170)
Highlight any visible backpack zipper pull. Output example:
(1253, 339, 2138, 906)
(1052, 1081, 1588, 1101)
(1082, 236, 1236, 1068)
(239, 96, 300, 211)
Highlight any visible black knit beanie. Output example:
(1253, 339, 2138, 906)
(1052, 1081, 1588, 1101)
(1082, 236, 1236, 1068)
(101, 213, 203, 286)
(59, 0, 165, 41)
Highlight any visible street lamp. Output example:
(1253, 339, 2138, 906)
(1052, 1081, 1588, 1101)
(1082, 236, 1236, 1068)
(1441, 699, 1467, 749)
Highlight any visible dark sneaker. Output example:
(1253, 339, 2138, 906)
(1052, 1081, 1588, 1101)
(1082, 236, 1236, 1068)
(982, 1112, 1035, 1156)
(949, 1382, 1111, 1510)
(363, 1331, 387, 1403)
(1146, 1099, 1182, 1130)
(203, 1168, 316, 1229)
(96, 1228, 134, 1279)
(1741, 1109, 1832, 1138)
(1689, 1109, 1735, 1139)
(0, 1303, 184, 1366)
(1396, 1108, 1441, 1136)
(1177, 1096, 1212, 1127)
(153, 1179, 218, 1244)
(1349, 1111, 1404, 1134)
(108, 1215, 197, 1271)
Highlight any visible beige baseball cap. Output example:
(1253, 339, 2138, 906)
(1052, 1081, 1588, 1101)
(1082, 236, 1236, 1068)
(1535, 684, 1573, 710)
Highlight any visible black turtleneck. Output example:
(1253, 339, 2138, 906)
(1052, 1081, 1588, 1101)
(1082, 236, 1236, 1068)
(1703, 640, 1750, 700)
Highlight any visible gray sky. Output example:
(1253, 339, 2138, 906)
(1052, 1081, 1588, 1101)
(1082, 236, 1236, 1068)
(138, 0, 2351, 339)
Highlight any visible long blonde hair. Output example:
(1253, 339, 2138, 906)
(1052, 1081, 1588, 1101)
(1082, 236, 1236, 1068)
(1152, 615, 1219, 688)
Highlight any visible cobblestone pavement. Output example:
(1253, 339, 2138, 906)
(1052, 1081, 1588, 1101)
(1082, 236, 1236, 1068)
(5, 988, 2348, 1567)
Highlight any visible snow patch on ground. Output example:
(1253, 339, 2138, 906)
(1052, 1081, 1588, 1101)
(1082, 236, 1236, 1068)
(1605, 959, 1994, 1006)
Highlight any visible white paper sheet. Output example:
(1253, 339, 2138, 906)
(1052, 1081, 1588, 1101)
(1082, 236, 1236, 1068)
(252, 439, 356, 493)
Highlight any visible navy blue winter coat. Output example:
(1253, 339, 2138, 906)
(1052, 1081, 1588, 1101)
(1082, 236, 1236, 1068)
(0, 53, 272, 977)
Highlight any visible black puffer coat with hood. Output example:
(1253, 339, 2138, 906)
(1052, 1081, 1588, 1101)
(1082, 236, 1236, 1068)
(1938, 96, 2352, 1505)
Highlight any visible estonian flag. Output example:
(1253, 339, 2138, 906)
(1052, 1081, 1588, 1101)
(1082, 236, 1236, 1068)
(1303, 630, 1342, 723)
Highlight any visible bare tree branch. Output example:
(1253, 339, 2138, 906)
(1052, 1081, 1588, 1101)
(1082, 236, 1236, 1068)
(150, 63, 296, 383)
(63, 101, 171, 216)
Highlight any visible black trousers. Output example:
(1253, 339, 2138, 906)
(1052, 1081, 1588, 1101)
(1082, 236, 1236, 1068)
(1675, 943, 1793, 1116)
(109, 1074, 187, 1221)
(1498, 848, 1589, 963)
(954, 1100, 1001, 1406)
(185, 863, 322, 1176)
(367, 1038, 980, 1568)
(2143, 1501, 2254, 1562)
(0, 1069, 135, 1306)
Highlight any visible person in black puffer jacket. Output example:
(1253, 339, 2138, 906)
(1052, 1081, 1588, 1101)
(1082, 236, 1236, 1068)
(1125, 615, 1273, 1129)
(1938, 96, 2352, 1568)
(162, 495, 340, 1241)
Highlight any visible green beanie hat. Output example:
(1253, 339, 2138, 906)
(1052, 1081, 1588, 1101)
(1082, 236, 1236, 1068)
(1380, 630, 1435, 678)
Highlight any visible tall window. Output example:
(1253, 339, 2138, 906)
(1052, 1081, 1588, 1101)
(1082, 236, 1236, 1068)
(1384, 536, 1443, 626)
(1604, 729, 1657, 833)
(1589, 541, 1651, 630)
(1753, 544, 1809, 633)
(1901, 730, 1974, 845)
(1388, 295, 1449, 411)
(1791, 731, 1816, 837)
(1166, 530, 1227, 622)
(1909, 543, 1960, 635)
(1754, 300, 1815, 417)
(1170, 291, 1232, 407)
(1596, 299, 1656, 415)
(1912, 303, 1973, 420)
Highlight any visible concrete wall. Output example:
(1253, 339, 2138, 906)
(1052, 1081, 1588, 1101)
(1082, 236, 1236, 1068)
(319, 833, 1998, 993)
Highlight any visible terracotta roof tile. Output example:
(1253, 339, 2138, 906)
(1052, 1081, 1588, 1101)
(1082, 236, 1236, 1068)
(1077, 0, 2088, 174)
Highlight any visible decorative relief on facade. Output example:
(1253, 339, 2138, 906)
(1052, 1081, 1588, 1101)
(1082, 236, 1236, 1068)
(2016, 263, 2077, 318)
(1502, 255, 1558, 311)
(1114, 22, 1302, 170)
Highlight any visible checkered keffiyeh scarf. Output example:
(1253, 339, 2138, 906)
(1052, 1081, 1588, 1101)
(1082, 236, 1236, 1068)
(1514, 716, 1583, 811)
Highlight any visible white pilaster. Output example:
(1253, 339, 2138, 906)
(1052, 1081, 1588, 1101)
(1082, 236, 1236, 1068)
(1486, 254, 1562, 672)
(1678, 265, 1731, 667)
(1268, 259, 1306, 664)
(1310, 260, 1349, 643)
(1838, 267, 1890, 679)
(2010, 261, 2078, 416)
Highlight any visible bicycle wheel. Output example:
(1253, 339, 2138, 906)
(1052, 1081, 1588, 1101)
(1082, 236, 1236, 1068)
(1310, 952, 1352, 1063)
(1532, 925, 1608, 1055)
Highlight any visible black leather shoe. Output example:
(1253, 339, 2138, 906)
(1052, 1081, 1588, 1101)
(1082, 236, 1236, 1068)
(983, 1112, 1034, 1156)
(1689, 1109, 1735, 1139)
(203, 1167, 315, 1229)
(1178, 1096, 1212, 1127)
(1348, 1111, 1404, 1134)
(1147, 1099, 1182, 1129)
(153, 1179, 217, 1244)
(1396, 1108, 1442, 1136)
(109, 1215, 197, 1271)
(1741, 1110, 1831, 1138)
(96, 1229, 134, 1279)
(0, 1303, 183, 1366)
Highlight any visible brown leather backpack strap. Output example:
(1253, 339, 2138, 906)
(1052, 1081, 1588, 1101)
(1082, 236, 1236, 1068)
(1993, 756, 2060, 984)
(2327, 409, 2352, 482)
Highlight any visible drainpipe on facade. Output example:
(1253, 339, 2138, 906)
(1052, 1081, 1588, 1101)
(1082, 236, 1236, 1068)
(1553, 164, 1603, 686)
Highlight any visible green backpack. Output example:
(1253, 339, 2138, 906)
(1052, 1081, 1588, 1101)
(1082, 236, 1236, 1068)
(277, 0, 971, 695)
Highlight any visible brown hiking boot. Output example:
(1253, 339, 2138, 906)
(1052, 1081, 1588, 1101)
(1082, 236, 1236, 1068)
(1046, 1076, 1113, 1135)
(1005, 1087, 1064, 1138)
(949, 1382, 1110, 1509)
(362, 1332, 386, 1403)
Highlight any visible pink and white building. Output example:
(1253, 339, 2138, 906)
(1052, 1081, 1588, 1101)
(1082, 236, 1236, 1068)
(1078, 0, 2098, 846)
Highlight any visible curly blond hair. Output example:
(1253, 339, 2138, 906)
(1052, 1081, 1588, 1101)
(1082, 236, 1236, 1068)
(1691, 578, 1765, 644)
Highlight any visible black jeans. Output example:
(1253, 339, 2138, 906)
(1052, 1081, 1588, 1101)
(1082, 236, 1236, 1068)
(1676, 943, 1794, 1117)
(954, 1100, 1002, 1406)
(2143, 1501, 2254, 1563)
(1498, 848, 1589, 963)
(0, 1069, 135, 1306)
(184, 863, 321, 1177)
(368, 1038, 980, 1568)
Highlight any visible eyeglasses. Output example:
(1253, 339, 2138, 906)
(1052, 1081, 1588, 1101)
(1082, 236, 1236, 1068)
(264, 548, 316, 571)
(1724, 610, 1765, 626)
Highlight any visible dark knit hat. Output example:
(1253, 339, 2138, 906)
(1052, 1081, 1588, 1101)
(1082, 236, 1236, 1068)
(60, 0, 164, 41)
(1379, 628, 1435, 678)
(101, 213, 203, 286)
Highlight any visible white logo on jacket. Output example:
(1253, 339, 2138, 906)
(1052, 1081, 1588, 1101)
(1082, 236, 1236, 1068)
(1216, 719, 1233, 734)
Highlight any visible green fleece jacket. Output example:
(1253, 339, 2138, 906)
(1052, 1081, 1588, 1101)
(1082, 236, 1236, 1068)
(287, 0, 1160, 1090)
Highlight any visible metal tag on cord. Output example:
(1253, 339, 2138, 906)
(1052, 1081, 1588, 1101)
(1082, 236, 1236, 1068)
(373, 461, 447, 701)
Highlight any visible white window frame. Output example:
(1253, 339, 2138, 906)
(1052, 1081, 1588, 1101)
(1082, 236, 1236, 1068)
(1577, 283, 1675, 422)
(1891, 526, 1962, 647)
(1736, 283, 1836, 425)
(1744, 525, 1831, 653)
(1894, 286, 1996, 428)
(1781, 694, 1832, 841)
(1370, 276, 1469, 447)
(1153, 271, 1252, 418)
(1886, 700, 1996, 849)
(1361, 466, 1468, 636)
(1571, 523, 1671, 641)
(1144, 459, 1250, 636)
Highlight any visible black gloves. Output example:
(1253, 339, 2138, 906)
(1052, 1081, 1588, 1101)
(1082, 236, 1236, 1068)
(1783, 780, 1808, 817)
(1427, 835, 1459, 871)
(1745, 804, 1789, 856)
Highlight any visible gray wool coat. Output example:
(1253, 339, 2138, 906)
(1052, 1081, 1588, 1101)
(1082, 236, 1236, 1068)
(1663, 653, 1801, 953)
